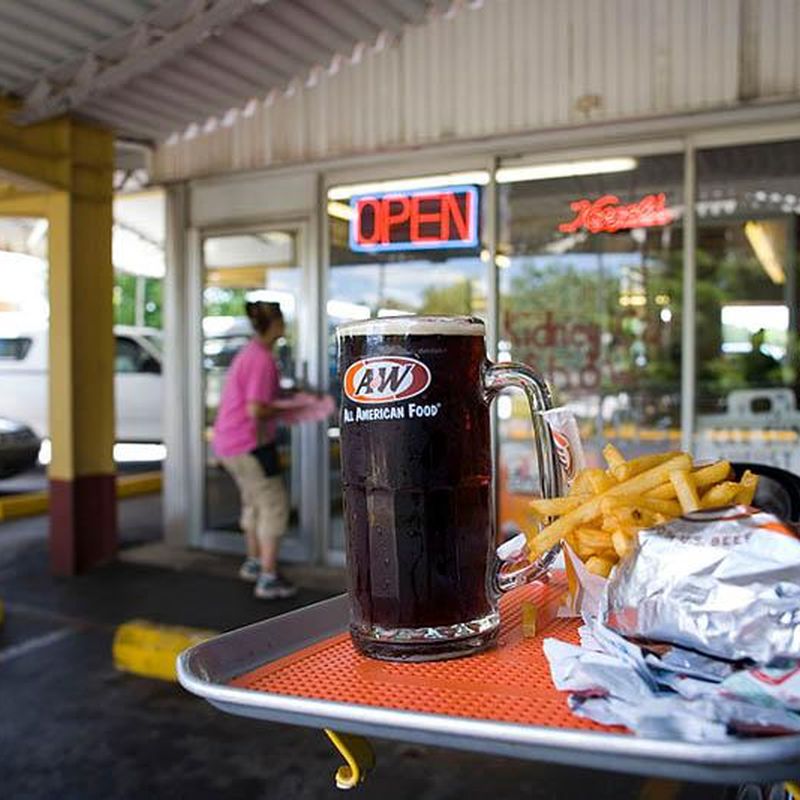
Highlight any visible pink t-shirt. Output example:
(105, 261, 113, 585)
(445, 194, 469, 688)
(212, 340, 280, 458)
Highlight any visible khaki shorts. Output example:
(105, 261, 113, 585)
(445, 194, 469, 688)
(220, 453, 289, 542)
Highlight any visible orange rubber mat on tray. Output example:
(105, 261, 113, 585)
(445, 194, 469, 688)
(230, 578, 622, 734)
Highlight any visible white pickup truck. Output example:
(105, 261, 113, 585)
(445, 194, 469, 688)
(0, 324, 163, 442)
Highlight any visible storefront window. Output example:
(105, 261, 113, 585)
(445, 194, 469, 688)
(326, 180, 489, 552)
(693, 140, 800, 472)
(496, 154, 684, 534)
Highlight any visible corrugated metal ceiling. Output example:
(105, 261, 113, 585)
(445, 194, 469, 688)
(0, 0, 453, 142)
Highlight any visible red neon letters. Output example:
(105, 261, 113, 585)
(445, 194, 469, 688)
(352, 188, 476, 251)
(558, 193, 673, 234)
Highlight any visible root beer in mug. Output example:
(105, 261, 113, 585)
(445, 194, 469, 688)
(337, 316, 559, 661)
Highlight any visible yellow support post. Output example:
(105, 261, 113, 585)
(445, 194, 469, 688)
(0, 99, 116, 575)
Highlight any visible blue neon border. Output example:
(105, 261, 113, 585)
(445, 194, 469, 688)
(348, 184, 480, 253)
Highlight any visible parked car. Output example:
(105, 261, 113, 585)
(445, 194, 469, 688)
(0, 417, 41, 478)
(0, 324, 163, 442)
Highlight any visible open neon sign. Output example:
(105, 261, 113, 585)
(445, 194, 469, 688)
(349, 185, 479, 252)
(558, 193, 673, 234)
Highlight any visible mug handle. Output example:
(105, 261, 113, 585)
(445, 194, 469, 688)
(483, 361, 563, 594)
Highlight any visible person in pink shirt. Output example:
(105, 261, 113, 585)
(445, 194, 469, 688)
(213, 301, 296, 599)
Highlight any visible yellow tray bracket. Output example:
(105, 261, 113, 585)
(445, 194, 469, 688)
(323, 729, 375, 789)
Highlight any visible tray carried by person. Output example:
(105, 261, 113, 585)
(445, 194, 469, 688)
(177, 577, 800, 786)
(270, 391, 335, 424)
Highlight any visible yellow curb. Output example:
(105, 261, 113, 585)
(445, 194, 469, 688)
(0, 492, 49, 521)
(112, 619, 217, 682)
(0, 471, 162, 522)
(117, 471, 162, 498)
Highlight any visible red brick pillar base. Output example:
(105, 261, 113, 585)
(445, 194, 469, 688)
(50, 475, 117, 576)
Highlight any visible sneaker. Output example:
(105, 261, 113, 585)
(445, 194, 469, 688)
(254, 573, 297, 600)
(238, 557, 261, 583)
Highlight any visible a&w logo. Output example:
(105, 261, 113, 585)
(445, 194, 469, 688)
(344, 357, 431, 404)
(551, 429, 575, 479)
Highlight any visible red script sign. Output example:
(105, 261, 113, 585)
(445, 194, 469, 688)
(558, 193, 673, 234)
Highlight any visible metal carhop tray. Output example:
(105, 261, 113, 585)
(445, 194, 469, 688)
(177, 580, 800, 785)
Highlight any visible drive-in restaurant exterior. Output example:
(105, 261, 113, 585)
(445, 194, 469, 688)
(152, 0, 800, 567)
(2, 0, 800, 573)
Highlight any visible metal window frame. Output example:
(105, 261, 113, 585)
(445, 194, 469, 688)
(681, 142, 697, 452)
(185, 215, 322, 563)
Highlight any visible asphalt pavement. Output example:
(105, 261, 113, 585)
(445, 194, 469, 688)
(0, 493, 737, 800)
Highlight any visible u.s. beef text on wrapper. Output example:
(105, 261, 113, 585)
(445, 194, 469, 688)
(604, 506, 800, 665)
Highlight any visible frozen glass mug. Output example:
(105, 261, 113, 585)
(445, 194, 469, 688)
(337, 315, 560, 661)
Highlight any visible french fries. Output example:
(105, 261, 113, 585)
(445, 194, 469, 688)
(648, 460, 732, 499)
(529, 454, 692, 556)
(611, 530, 634, 559)
(568, 470, 593, 497)
(609, 451, 681, 482)
(736, 470, 758, 506)
(529, 496, 590, 516)
(602, 443, 625, 473)
(669, 470, 701, 514)
(586, 468, 617, 494)
(700, 481, 740, 509)
(527, 448, 760, 577)
(585, 556, 615, 578)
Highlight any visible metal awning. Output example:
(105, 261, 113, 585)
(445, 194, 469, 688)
(0, 0, 453, 143)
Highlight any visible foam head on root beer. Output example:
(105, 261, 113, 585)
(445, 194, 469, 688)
(336, 315, 559, 662)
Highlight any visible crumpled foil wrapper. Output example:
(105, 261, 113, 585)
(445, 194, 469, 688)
(604, 506, 800, 665)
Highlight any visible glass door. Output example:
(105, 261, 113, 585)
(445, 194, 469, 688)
(200, 228, 314, 561)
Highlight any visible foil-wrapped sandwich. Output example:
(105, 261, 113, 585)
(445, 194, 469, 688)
(604, 506, 800, 665)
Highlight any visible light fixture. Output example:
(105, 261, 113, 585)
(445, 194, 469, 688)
(328, 171, 490, 200)
(496, 157, 637, 184)
(744, 221, 786, 285)
(495, 254, 511, 269)
(327, 201, 355, 221)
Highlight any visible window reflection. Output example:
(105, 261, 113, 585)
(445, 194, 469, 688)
(694, 140, 800, 472)
(497, 153, 684, 535)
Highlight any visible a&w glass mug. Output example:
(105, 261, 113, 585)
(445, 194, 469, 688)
(337, 315, 560, 661)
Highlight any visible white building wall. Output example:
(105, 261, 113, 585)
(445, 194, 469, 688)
(152, 0, 800, 182)
(751, 0, 800, 97)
